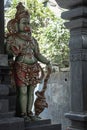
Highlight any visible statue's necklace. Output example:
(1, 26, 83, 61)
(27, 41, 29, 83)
(16, 33, 32, 42)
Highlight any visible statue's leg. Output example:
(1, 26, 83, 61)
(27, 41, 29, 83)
(16, 86, 27, 117)
(27, 85, 35, 116)
(27, 85, 41, 121)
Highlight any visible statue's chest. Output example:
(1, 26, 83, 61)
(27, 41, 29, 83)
(16, 38, 35, 53)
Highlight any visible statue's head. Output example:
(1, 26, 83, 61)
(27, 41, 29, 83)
(7, 2, 31, 34)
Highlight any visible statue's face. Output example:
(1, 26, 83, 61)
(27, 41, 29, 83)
(18, 17, 31, 33)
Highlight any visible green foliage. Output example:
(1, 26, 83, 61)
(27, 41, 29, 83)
(5, 0, 70, 67)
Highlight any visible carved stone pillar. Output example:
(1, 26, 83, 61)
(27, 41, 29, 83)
(0, 0, 4, 54)
(0, 0, 16, 112)
(0, 0, 9, 114)
(56, 0, 87, 130)
(0, 1, 8, 66)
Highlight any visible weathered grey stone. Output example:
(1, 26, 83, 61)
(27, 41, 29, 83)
(65, 113, 87, 121)
(61, 7, 87, 20)
(0, 85, 9, 95)
(25, 124, 61, 130)
(0, 111, 15, 118)
(57, 0, 87, 129)
(0, 1, 4, 53)
(9, 87, 16, 111)
(9, 95, 16, 111)
(0, 66, 10, 84)
(9, 87, 16, 95)
(56, 0, 87, 9)
(0, 100, 8, 113)
(0, 117, 24, 130)
(68, 30, 87, 50)
(0, 54, 8, 66)
(64, 18, 87, 29)
(25, 119, 51, 128)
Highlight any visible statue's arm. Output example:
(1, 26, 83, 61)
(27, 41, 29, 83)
(33, 38, 50, 65)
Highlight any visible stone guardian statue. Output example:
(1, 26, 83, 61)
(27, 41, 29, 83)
(6, 2, 51, 121)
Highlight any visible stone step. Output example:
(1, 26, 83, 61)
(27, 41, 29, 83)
(25, 119, 51, 128)
(0, 111, 15, 118)
(25, 124, 61, 130)
(0, 117, 24, 130)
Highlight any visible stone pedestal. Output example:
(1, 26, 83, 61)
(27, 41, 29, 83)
(25, 119, 61, 130)
(56, 0, 87, 129)
(0, 117, 24, 130)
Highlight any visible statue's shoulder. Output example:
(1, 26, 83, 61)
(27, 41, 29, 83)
(7, 34, 15, 41)
(6, 34, 18, 45)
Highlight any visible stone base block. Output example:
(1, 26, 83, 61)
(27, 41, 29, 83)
(0, 117, 24, 130)
(65, 113, 87, 130)
(0, 111, 15, 118)
(25, 124, 61, 130)
(25, 119, 61, 130)
(66, 128, 83, 130)
(25, 119, 51, 128)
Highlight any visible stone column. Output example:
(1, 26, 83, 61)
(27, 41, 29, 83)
(0, 0, 8, 66)
(56, 0, 87, 130)
(0, 0, 16, 112)
(0, 0, 9, 114)
(0, 0, 4, 54)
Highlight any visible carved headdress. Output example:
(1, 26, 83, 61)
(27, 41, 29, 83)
(15, 2, 30, 21)
(7, 2, 30, 34)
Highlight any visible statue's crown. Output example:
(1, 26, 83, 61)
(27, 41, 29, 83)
(15, 2, 30, 20)
(7, 2, 30, 34)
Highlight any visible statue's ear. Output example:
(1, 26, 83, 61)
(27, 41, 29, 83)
(7, 19, 18, 34)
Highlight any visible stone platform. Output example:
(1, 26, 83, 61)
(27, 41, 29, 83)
(0, 118, 61, 130)
(0, 117, 24, 130)
(25, 119, 61, 130)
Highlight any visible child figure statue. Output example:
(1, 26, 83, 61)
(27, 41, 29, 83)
(6, 2, 51, 121)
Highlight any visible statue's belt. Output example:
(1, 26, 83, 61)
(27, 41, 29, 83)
(14, 62, 43, 86)
(14, 62, 40, 72)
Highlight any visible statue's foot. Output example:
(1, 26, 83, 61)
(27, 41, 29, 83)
(30, 115, 41, 121)
(20, 113, 31, 122)
(25, 112, 42, 121)
(25, 116, 31, 122)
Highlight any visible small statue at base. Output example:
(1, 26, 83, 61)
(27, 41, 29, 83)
(6, 2, 51, 121)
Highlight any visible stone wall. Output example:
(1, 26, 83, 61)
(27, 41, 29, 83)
(38, 70, 70, 130)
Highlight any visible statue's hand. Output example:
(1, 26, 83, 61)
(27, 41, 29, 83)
(46, 63, 52, 74)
